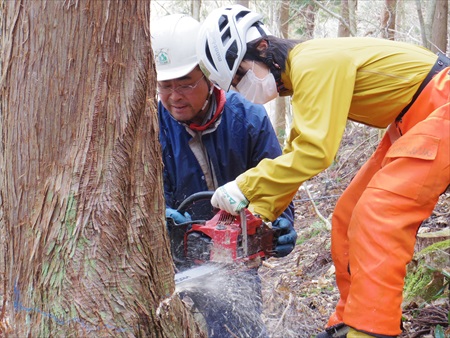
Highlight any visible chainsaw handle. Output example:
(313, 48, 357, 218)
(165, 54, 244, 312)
(177, 191, 215, 214)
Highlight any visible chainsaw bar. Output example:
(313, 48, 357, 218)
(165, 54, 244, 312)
(174, 263, 223, 286)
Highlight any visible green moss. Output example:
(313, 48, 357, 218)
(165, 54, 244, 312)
(404, 239, 450, 302)
(296, 226, 329, 247)
(416, 239, 450, 258)
(404, 264, 434, 301)
(63, 193, 77, 234)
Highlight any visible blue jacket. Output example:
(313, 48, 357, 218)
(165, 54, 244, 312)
(159, 88, 294, 223)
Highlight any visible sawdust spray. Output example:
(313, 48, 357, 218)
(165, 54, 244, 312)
(176, 263, 268, 338)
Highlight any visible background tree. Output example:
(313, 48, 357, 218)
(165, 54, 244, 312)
(192, 0, 201, 20)
(274, 0, 291, 146)
(416, 0, 448, 52)
(338, 0, 357, 37)
(338, 0, 351, 37)
(235, 0, 250, 7)
(0, 1, 203, 336)
(430, 0, 448, 53)
(416, 0, 431, 48)
(424, 0, 438, 49)
(381, 0, 397, 40)
(294, 0, 317, 39)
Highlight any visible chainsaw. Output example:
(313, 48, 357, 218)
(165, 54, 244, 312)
(167, 192, 275, 285)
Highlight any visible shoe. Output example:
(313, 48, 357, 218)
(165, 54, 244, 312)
(316, 323, 350, 338)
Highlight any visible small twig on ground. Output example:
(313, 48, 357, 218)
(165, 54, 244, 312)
(303, 185, 331, 230)
(223, 325, 239, 338)
(273, 293, 293, 332)
(262, 261, 275, 269)
(433, 211, 450, 216)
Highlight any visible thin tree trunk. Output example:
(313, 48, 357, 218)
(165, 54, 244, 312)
(313, 0, 355, 36)
(425, 0, 438, 46)
(192, 0, 201, 20)
(235, 0, 250, 7)
(415, 0, 429, 48)
(348, 0, 357, 36)
(0, 1, 203, 336)
(338, 0, 351, 37)
(303, 3, 317, 39)
(279, 0, 290, 39)
(274, 0, 290, 146)
(430, 0, 448, 54)
(381, 0, 397, 40)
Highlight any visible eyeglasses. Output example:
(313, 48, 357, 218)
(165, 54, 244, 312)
(157, 75, 205, 95)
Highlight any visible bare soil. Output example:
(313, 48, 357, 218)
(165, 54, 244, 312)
(259, 123, 450, 338)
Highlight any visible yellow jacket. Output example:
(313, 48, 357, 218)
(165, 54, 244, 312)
(236, 37, 437, 221)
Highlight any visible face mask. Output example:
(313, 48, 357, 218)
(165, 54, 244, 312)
(235, 65, 278, 104)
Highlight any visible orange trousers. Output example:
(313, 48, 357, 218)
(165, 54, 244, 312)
(328, 67, 450, 336)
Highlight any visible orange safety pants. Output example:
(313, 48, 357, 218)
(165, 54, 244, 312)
(327, 67, 450, 336)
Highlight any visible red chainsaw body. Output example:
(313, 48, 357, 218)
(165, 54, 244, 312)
(184, 209, 273, 265)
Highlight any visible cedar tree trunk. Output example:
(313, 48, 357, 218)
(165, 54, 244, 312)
(0, 1, 204, 336)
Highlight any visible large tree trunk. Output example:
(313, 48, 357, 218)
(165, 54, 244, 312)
(0, 1, 203, 336)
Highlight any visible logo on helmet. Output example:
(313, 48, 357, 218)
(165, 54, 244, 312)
(211, 40, 222, 62)
(155, 49, 170, 66)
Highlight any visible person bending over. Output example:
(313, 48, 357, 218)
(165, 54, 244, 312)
(197, 5, 449, 338)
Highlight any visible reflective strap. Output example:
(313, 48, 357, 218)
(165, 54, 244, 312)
(386, 123, 402, 144)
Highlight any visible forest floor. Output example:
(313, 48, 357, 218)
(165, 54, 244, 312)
(259, 122, 450, 338)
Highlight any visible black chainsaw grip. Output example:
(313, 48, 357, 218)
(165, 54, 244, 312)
(177, 191, 214, 214)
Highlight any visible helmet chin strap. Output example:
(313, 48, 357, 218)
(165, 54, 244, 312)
(200, 83, 214, 111)
(262, 54, 286, 94)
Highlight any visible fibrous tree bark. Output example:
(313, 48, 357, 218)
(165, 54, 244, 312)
(0, 1, 203, 336)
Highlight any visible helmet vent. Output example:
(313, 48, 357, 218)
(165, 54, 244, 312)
(221, 27, 232, 45)
(225, 41, 238, 71)
(236, 10, 251, 22)
(253, 23, 267, 38)
(218, 15, 229, 32)
(204, 45, 217, 72)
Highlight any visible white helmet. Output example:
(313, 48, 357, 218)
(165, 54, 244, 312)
(196, 5, 270, 91)
(151, 14, 200, 81)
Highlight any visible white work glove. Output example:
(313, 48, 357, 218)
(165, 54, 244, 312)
(211, 181, 249, 215)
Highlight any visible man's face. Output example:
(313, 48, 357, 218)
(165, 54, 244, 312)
(158, 68, 209, 123)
